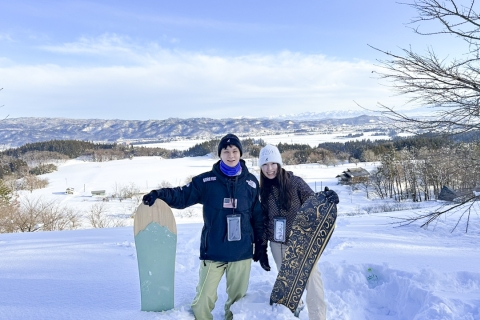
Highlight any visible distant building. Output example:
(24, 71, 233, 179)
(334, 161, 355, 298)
(91, 190, 106, 196)
(439, 186, 480, 202)
(336, 167, 370, 185)
(438, 186, 457, 202)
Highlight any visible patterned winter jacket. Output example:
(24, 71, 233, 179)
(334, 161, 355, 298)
(155, 159, 263, 262)
(262, 172, 314, 245)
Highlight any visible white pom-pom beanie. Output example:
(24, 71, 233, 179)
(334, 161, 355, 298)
(258, 144, 283, 167)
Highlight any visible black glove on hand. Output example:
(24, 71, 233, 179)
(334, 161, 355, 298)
(324, 187, 339, 204)
(142, 190, 159, 206)
(253, 244, 271, 271)
(259, 251, 271, 272)
(253, 243, 263, 262)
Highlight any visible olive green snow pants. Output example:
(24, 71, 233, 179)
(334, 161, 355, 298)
(270, 241, 326, 320)
(191, 258, 251, 320)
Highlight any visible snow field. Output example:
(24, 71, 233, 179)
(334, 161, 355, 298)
(0, 152, 479, 319)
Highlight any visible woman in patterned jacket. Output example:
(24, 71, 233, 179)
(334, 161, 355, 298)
(256, 144, 327, 320)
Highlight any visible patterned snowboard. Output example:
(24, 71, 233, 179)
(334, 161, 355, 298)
(270, 191, 337, 314)
(134, 199, 177, 312)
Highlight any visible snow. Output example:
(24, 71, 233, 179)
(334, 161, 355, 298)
(134, 139, 209, 151)
(1, 148, 479, 319)
(134, 132, 393, 150)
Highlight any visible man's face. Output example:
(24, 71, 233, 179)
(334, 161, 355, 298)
(220, 145, 241, 167)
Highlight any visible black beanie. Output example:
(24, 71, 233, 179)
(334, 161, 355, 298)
(217, 133, 243, 156)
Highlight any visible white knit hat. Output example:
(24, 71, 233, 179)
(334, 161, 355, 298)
(258, 144, 283, 167)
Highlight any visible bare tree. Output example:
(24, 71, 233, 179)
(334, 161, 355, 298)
(361, 149, 378, 162)
(356, 180, 372, 199)
(370, 0, 480, 231)
(371, 0, 480, 134)
(40, 205, 83, 231)
(0, 180, 18, 233)
(118, 182, 140, 200)
(15, 197, 50, 232)
(87, 203, 110, 228)
(19, 174, 49, 192)
(0, 203, 19, 233)
(20, 151, 68, 167)
(87, 203, 125, 228)
(111, 181, 140, 200)
(157, 180, 173, 188)
(349, 157, 360, 166)
(0, 196, 84, 233)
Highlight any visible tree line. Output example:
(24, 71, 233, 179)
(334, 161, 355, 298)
(367, 145, 480, 202)
(1, 132, 479, 233)
(0, 133, 478, 201)
(1, 133, 475, 180)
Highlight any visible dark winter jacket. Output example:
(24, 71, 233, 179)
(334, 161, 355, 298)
(262, 172, 314, 245)
(156, 160, 263, 262)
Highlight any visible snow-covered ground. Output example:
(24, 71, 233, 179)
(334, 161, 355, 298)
(134, 132, 393, 149)
(0, 153, 479, 319)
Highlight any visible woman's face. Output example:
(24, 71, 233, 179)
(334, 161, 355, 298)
(261, 162, 278, 179)
(220, 145, 241, 167)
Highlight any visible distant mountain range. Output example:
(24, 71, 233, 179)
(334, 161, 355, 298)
(1, 114, 388, 148)
(264, 110, 377, 120)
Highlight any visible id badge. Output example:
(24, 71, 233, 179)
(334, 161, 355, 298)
(223, 198, 237, 208)
(227, 214, 241, 241)
(273, 217, 286, 242)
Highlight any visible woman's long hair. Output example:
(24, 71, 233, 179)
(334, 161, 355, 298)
(260, 164, 294, 212)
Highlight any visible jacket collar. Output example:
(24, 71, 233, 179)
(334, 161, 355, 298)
(213, 159, 248, 181)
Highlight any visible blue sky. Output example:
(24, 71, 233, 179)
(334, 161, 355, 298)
(0, 0, 464, 120)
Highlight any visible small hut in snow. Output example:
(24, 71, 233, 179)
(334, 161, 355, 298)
(336, 167, 370, 185)
(438, 186, 458, 202)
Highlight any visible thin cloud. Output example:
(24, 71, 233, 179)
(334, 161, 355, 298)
(112, 9, 289, 32)
(0, 33, 13, 42)
(39, 33, 137, 55)
(0, 42, 402, 119)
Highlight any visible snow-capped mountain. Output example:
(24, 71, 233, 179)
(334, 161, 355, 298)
(265, 110, 375, 120)
(1, 114, 387, 148)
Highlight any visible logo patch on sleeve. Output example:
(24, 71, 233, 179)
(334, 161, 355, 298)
(203, 176, 217, 183)
(246, 179, 256, 189)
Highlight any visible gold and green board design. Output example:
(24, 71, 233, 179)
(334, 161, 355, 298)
(270, 192, 337, 314)
(134, 200, 177, 312)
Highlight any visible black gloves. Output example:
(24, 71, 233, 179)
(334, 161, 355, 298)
(253, 243, 271, 271)
(259, 250, 271, 272)
(142, 190, 159, 206)
(324, 187, 339, 204)
(253, 243, 262, 261)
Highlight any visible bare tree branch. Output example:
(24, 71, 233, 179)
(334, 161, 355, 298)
(371, 1, 480, 135)
(369, 1, 480, 231)
(406, 0, 480, 46)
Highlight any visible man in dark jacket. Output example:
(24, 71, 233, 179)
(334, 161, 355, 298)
(142, 133, 265, 320)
